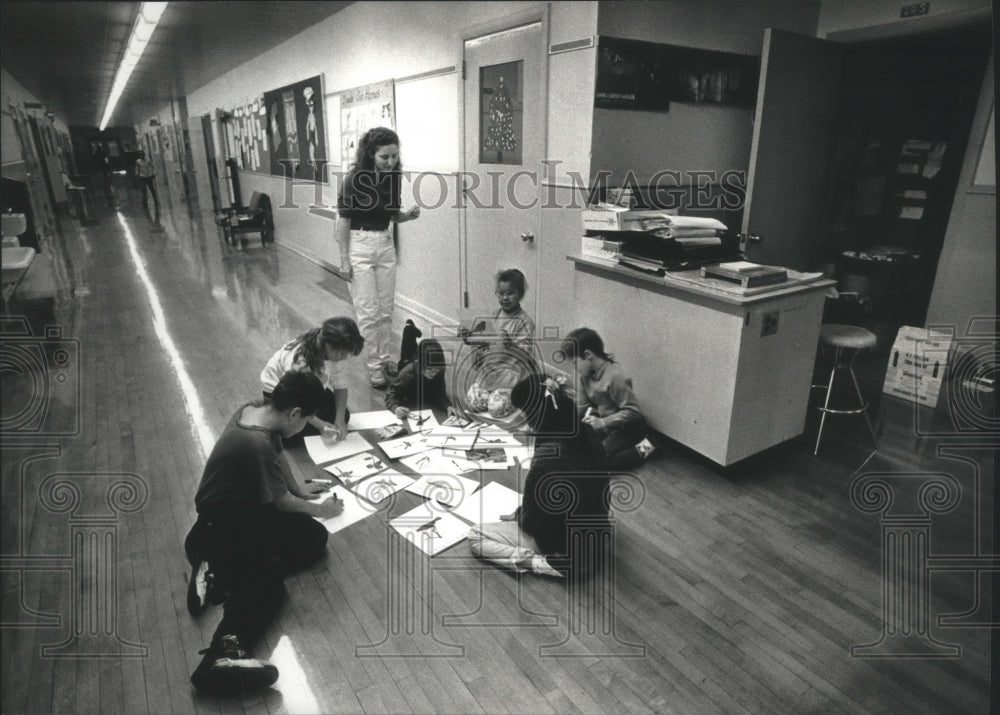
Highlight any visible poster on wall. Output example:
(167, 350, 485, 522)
(338, 79, 395, 169)
(595, 36, 759, 111)
(479, 61, 523, 165)
(595, 36, 672, 112)
(263, 74, 326, 181)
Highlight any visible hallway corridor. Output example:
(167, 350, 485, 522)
(1, 176, 992, 713)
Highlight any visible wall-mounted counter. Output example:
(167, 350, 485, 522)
(568, 255, 835, 466)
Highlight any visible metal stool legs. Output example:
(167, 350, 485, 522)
(813, 345, 878, 455)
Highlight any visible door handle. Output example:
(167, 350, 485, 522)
(738, 233, 761, 252)
(521, 232, 534, 242)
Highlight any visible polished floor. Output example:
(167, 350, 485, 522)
(1, 175, 993, 713)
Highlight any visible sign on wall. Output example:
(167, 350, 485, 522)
(338, 79, 396, 169)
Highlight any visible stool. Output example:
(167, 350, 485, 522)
(813, 324, 878, 455)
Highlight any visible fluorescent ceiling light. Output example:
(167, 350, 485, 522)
(99, 2, 168, 130)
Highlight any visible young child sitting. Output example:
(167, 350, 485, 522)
(468, 370, 611, 579)
(385, 339, 459, 420)
(561, 327, 656, 469)
(459, 268, 536, 413)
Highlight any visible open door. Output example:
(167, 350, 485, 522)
(742, 29, 843, 270)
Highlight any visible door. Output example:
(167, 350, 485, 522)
(462, 20, 546, 320)
(742, 29, 843, 270)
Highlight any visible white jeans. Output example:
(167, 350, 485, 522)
(348, 229, 396, 372)
(467, 521, 564, 577)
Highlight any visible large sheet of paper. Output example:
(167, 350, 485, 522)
(304, 432, 372, 465)
(379, 433, 435, 460)
(404, 410, 440, 434)
(442, 447, 516, 469)
(346, 410, 400, 431)
(404, 472, 481, 507)
(323, 451, 389, 481)
(390, 504, 470, 556)
(448, 481, 522, 526)
(400, 450, 479, 478)
(344, 470, 414, 503)
(311, 485, 383, 534)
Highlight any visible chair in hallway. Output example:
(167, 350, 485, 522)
(813, 323, 879, 455)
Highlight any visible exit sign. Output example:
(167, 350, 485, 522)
(901, 2, 930, 18)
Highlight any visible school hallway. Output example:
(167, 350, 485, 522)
(1, 174, 991, 713)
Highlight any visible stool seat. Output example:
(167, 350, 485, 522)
(820, 324, 877, 350)
(813, 323, 878, 455)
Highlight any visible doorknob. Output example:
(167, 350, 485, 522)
(738, 232, 761, 252)
(521, 232, 534, 242)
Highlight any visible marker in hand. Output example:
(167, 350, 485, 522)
(306, 478, 334, 485)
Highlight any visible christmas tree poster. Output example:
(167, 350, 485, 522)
(479, 60, 523, 165)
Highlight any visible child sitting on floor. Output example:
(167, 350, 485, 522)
(560, 327, 656, 468)
(385, 339, 459, 420)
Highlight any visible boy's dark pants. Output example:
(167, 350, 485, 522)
(185, 503, 328, 650)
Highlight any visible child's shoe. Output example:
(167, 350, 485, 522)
(190, 635, 279, 692)
(635, 437, 658, 460)
(369, 366, 388, 389)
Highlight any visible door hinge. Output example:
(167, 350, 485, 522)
(463, 291, 469, 308)
(462, 60, 466, 80)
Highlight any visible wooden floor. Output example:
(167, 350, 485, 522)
(1, 177, 993, 714)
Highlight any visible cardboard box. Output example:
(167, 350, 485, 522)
(882, 326, 953, 407)
(582, 206, 677, 232)
(581, 235, 624, 259)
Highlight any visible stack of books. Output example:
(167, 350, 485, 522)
(581, 205, 740, 274)
(700, 261, 787, 288)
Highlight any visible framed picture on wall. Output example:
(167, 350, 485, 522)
(263, 74, 327, 181)
(479, 61, 523, 165)
(595, 36, 671, 112)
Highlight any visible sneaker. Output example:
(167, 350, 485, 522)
(190, 635, 279, 693)
(186, 560, 210, 616)
(381, 358, 399, 379)
(635, 437, 658, 460)
(369, 367, 388, 389)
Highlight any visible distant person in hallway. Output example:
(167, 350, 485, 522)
(468, 370, 611, 578)
(261, 316, 364, 443)
(560, 327, 657, 468)
(336, 127, 421, 389)
(134, 151, 159, 218)
(183, 371, 344, 693)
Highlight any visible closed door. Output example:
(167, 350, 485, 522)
(462, 20, 545, 320)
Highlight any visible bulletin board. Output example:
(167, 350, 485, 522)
(223, 97, 269, 174)
(263, 74, 326, 181)
(337, 79, 395, 169)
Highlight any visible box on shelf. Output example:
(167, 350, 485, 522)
(581, 235, 624, 259)
(582, 205, 678, 232)
(882, 326, 953, 407)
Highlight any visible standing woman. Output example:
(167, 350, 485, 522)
(337, 127, 421, 388)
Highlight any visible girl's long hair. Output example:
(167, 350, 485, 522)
(288, 317, 364, 373)
(352, 127, 403, 172)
